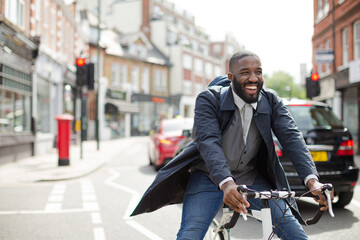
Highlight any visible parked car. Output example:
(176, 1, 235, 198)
(174, 98, 359, 208)
(148, 117, 194, 170)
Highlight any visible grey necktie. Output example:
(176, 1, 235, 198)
(241, 103, 253, 142)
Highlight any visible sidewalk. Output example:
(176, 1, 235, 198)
(0, 138, 136, 186)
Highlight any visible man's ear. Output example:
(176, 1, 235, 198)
(227, 72, 233, 82)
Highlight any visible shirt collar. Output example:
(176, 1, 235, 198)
(231, 83, 258, 110)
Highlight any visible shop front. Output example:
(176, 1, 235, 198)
(0, 23, 38, 163)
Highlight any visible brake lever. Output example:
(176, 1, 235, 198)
(238, 185, 248, 221)
(323, 183, 334, 217)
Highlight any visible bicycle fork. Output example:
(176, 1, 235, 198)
(260, 199, 273, 240)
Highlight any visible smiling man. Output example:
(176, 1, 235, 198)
(131, 50, 332, 240)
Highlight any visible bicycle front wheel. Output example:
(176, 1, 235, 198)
(204, 219, 227, 240)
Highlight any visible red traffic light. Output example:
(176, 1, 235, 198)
(311, 72, 319, 81)
(76, 57, 85, 67)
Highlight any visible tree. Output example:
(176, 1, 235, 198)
(264, 71, 306, 99)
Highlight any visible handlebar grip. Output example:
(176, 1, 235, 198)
(223, 212, 240, 229)
(305, 205, 325, 225)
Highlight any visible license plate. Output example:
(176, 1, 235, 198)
(310, 151, 328, 162)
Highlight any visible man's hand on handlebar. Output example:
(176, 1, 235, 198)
(306, 178, 334, 211)
(220, 180, 250, 214)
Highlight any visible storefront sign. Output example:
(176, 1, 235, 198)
(106, 89, 126, 101)
(315, 50, 334, 63)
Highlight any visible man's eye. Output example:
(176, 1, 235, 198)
(256, 71, 262, 75)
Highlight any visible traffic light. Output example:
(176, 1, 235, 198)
(306, 72, 320, 99)
(87, 63, 95, 90)
(76, 57, 87, 86)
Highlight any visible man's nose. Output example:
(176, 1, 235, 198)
(249, 72, 258, 81)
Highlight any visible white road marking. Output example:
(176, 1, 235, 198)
(93, 227, 106, 240)
(91, 212, 102, 224)
(0, 208, 92, 215)
(351, 199, 360, 208)
(44, 203, 62, 212)
(81, 179, 106, 240)
(105, 169, 164, 240)
(83, 202, 100, 211)
(82, 194, 97, 201)
(126, 220, 164, 240)
(48, 195, 64, 202)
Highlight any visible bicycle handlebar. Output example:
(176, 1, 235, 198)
(222, 183, 334, 230)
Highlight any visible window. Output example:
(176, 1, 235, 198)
(194, 58, 203, 76)
(183, 80, 192, 95)
(36, 0, 42, 35)
(120, 65, 128, 89)
(112, 63, 120, 87)
(183, 54, 192, 70)
(317, 43, 323, 73)
(153, 69, 167, 92)
(342, 28, 349, 65)
(51, 7, 57, 51)
(316, 0, 323, 19)
(323, 0, 329, 14)
(205, 62, 213, 78)
(354, 21, 360, 60)
(5, 0, 25, 29)
(214, 65, 222, 76)
(131, 66, 139, 92)
(167, 30, 177, 45)
(142, 68, 150, 94)
(325, 38, 331, 73)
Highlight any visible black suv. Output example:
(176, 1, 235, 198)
(274, 98, 358, 208)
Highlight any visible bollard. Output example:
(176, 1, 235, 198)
(56, 114, 74, 166)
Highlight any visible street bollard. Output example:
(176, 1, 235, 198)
(56, 114, 74, 166)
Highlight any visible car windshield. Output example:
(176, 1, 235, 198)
(163, 119, 193, 132)
(288, 105, 343, 131)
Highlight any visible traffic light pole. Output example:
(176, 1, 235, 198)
(96, 0, 101, 150)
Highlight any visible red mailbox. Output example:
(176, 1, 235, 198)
(56, 114, 74, 166)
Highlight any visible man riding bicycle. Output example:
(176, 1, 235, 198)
(131, 50, 333, 239)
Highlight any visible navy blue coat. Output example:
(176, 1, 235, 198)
(131, 84, 318, 225)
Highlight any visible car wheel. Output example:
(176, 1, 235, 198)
(333, 191, 354, 208)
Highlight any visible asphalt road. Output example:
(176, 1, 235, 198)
(0, 137, 359, 239)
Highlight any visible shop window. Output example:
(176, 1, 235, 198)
(0, 89, 14, 133)
(0, 89, 30, 133)
(37, 78, 50, 133)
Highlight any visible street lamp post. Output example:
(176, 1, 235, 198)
(96, 0, 101, 150)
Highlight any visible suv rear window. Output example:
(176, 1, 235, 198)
(287, 105, 343, 131)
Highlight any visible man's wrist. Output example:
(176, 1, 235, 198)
(219, 177, 234, 190)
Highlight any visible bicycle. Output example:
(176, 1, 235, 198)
(204, 183, 334, 240)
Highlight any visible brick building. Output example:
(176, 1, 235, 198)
(312, 0, 360, 152)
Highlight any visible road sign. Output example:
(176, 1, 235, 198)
(315, 50, 334, 63)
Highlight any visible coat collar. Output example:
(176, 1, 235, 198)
(220, 86, 269, 115)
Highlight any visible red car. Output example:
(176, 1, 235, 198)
(148, 117, 194, 170)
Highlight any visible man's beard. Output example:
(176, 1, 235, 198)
(232, 76, 263, 103)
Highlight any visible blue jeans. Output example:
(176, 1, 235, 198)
(176, 171, 308, 240)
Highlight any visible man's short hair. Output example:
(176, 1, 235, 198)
(229, 50, 260, 72)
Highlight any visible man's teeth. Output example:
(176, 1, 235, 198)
(246, 86, 257, 90)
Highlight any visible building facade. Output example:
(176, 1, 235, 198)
(0, 0, 39, 163)
(29, 0, 88, 155)
(312, 0, 360, 152)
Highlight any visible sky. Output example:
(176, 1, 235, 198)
(172, 0, 314, 83)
